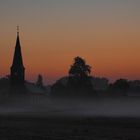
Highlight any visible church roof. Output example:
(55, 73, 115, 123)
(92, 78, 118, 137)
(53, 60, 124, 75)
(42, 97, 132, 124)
(11, 31, 24, 69)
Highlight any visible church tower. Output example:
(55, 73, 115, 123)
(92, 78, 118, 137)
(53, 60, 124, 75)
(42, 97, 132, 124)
(10, 27, 25, 86)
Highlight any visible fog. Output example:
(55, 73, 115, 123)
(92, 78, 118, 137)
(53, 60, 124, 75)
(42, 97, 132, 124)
(0, 94, 140, 118)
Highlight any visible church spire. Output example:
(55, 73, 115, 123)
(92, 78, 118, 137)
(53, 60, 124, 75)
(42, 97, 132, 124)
(12, 26, 24, 67)
(17, 26, 19, 36)
(10, 27, 25, 86)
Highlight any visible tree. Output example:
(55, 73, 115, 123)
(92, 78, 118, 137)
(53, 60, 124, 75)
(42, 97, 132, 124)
(110, 79, 130, 92)
(69, 56, 91, 78)
(52, 57, 94, 96)
(36, 74, 43, 88)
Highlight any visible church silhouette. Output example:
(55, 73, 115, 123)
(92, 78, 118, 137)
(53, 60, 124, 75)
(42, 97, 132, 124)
(10, 27, 25, 87)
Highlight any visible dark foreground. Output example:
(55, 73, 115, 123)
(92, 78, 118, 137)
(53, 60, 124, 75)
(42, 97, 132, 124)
(1, 116, 140, 140)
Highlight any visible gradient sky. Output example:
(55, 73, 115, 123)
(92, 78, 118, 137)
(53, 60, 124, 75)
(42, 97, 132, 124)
(0, 0, 140, 84)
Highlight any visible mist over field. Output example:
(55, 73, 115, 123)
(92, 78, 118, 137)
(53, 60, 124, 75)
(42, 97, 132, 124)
(1, 93, 140, 118)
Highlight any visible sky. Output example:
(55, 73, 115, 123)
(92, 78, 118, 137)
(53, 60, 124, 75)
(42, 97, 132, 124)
(0, 0, 140, 84)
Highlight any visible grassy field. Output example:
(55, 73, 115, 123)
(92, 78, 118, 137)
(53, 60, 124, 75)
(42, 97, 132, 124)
(0, 116, 140, 140)
(0, 96, 140, 139)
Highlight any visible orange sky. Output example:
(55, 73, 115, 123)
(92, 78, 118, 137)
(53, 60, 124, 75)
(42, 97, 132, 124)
(0, 1, 140, 84)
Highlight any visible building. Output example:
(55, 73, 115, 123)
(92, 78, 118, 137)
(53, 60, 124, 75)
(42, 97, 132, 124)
(10, 28, 25, 87)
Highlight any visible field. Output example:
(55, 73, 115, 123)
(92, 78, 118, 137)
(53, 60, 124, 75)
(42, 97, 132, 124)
(0, 116, 140, 140)
(0, 96, 140, 139)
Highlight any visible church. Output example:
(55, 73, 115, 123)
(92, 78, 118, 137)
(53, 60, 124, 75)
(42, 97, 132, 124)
(9, 28, 47, 94)
(10, 27, 25, 87)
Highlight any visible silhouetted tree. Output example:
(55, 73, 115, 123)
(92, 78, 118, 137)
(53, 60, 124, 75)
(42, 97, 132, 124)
(66, 56, 94, 95)
(129, 80, 140, 92)
(109, 79, 130, 94)
(69, 56, 91, 78)
(36, 74, 43, 88)
(51, 57, 95, 96)
(0, 76, 10, 88)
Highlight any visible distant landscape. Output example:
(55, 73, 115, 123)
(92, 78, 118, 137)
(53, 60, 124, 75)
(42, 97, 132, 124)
(1, 0, 140, 139)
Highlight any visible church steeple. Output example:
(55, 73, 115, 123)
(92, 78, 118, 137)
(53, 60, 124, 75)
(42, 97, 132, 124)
(10, 27, 25, 86)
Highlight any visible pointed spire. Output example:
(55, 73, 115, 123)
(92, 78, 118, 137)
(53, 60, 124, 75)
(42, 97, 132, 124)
(10, 27, 25, 86)
(11, 27, 24, 68)
(17, 26, 19, 35)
